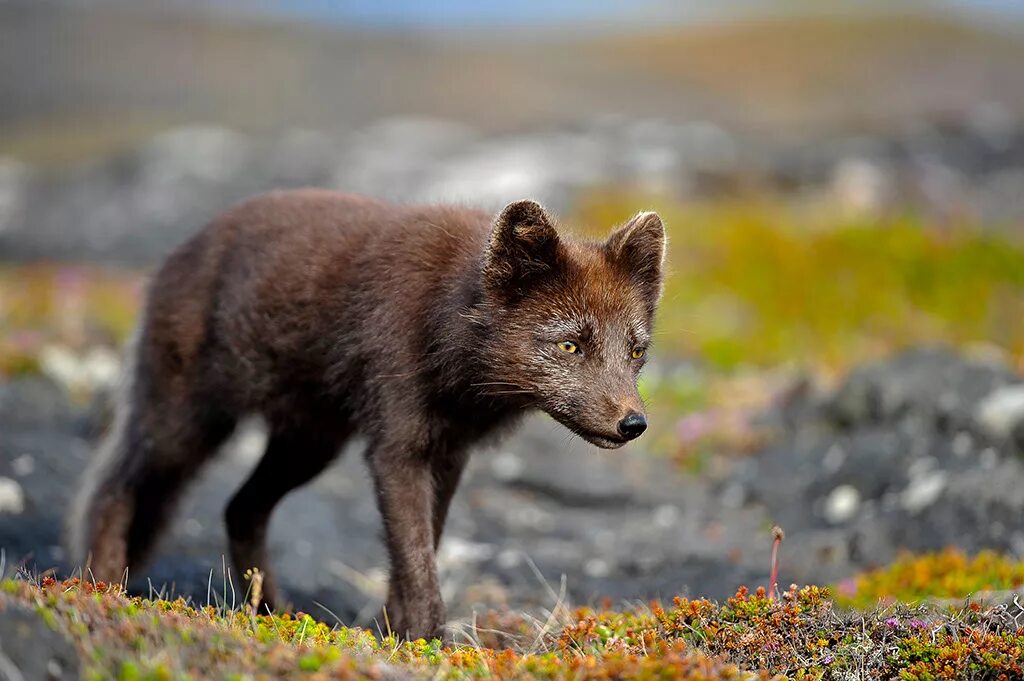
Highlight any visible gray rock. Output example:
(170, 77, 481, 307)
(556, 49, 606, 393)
(975, 384, 1024, 442)
(496, 420, 634, 507)
(828, 347, 1019, 431)
(0, 603, 79, 681)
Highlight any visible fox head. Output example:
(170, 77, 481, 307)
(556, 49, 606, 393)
(479, 199, 666, 449)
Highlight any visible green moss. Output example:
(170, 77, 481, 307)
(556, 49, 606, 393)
(0, 264, 142, 379)
(11, 571, 1024, 680)
(573, 193, 1024, 370)
(117, 661, 140, 681)
(834, 548, 1024, 609)
(296, 653, 321, 672)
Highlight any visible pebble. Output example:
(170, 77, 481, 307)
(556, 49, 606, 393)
(438, 537, 495, 567)
(584, 558, 611, 579)
(652, 504, 680, 528)
(0, 477, 25, 514)
(822, 444, 846, 474)
(11, 454, 34, 477)
(975, 385, 1024, 440)
(228, 420, 268, 463)
(823, 485, 860, 524)
(952, 432, 973, 457)
(496, 549, 522, 570)
(490, 452, 523, 481)
(719, 482, 746, 509)
(901, 471, 947, 513)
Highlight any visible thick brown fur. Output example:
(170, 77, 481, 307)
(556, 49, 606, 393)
(67, 189, 666, 640)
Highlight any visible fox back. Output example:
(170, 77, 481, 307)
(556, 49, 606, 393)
(68, 189, 666, 641)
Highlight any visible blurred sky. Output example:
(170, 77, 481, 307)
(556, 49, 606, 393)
(265, 0, 1024, 28)
(54, 0, 1024, 30)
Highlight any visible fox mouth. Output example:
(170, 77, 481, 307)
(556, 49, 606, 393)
(567, 424, 629, 449)
(545, 411, 630, 449)
(579, 431, 628, 449)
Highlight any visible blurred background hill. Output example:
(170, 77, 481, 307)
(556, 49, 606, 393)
(4, 1, 1024, 163)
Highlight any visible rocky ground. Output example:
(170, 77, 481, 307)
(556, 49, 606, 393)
(2, 114, 1024, 265)
(1, 348, 1022, 629)
(2, 118, 1024, 629)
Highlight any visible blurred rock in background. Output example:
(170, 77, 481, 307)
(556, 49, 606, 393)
(4, 114, 1024, 263)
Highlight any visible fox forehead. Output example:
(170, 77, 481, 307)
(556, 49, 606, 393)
(530, 244, 653, 345)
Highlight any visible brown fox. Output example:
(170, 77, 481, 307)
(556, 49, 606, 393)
(67, 190, 665, 641)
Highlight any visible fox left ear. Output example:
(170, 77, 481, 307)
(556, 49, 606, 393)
(606, 211, 667, 304)
(483, 199, 561, 295)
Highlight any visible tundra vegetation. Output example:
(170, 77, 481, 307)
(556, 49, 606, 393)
(6, 549, 1024, 680)
(3, 194, 1024, 677)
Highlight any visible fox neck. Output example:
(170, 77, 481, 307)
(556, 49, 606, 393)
(432, 270, 534, 416)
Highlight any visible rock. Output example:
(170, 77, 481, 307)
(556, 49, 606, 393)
(823, 485, 860, 525)
(0, 478, 24, 514)
(0, 157, 29, 235)
(37, 345, 122, 395)
(900, 470, 947, 513)
(496, 420, 634, 506)
(831, 157, 890, 216)
(0, 602, 79, 681)
(140, 126, 251, 184)
(724, 348, 1024, 588)
(10, 455, 33, 478)
(975, 384, 1024, 441)
(1014, 419, 1024, 453)
(5, 115, 1024, 266)
(0, 379, 77, 431)
(828, 347, 1019, 431)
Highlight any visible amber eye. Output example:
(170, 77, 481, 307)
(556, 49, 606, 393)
(558, 341, 579, 354)
(631, 347, 646, 359)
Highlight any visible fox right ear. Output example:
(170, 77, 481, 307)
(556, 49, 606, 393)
(482, 199, 560, 294)
(605, 211, 666, 306)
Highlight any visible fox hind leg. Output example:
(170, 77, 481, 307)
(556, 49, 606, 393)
(69, 383, 237, 585)
(225, 425, 349, 613)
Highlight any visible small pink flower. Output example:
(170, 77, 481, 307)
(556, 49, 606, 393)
(676, 413, 712, 444)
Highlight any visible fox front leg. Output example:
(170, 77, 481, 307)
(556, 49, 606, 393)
(366, 438, 447, 641)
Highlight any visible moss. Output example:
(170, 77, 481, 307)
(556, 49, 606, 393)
(572, 193, 1024, 370)
(834, 548, 1024, 609)
(7, 196, 1024, 381)
(8, 565, 1024, 680)
(0, 264, 141, 379)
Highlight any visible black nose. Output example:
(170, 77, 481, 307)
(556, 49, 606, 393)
(617, 412, 647, 440)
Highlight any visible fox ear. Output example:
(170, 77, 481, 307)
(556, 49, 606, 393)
(606, 211, 666, 303)
(483, 199, 560, 293)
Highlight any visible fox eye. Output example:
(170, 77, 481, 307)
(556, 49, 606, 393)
(558, 341, 579, 354)
(631, 347, 646, 359)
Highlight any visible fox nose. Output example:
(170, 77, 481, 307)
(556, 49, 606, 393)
(617, 412, 647, 440)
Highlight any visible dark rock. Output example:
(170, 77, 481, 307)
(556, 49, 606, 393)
(827, 347, 1019, 432)
(0, 379, 77, 431)
(1014, 418, 1024, 454)
(493, 424, 634, 507)
(728, 348, 1024, 586)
